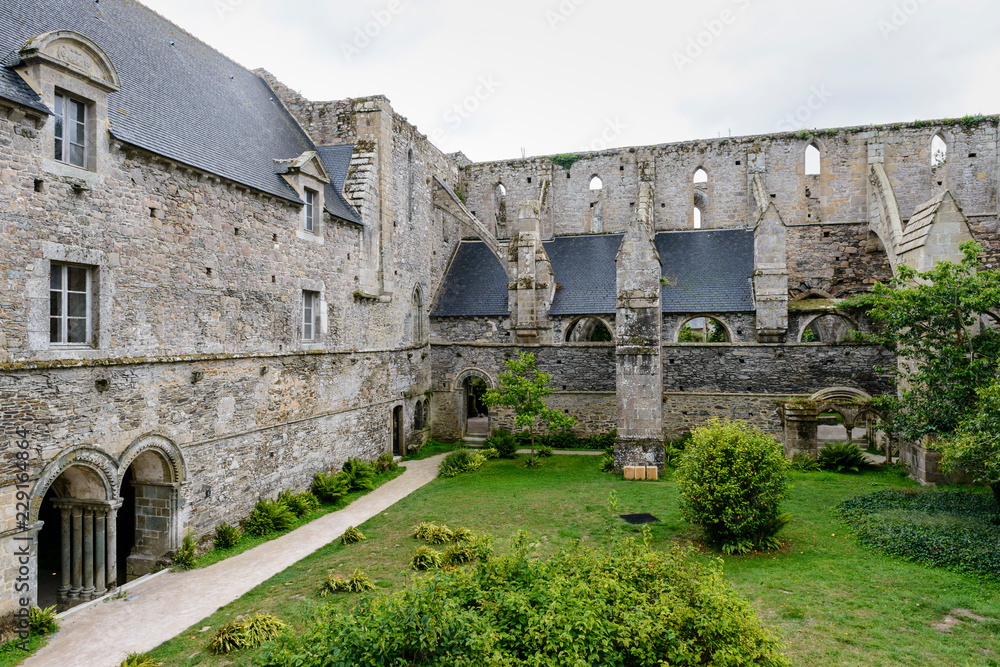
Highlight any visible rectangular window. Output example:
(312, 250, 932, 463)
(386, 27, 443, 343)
(50, 263, 92, 345)
(54, 94, 87, 168)
(302, 290, 318, 341)
(304, 189, 316, 233)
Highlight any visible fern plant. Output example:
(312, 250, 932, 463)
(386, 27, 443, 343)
(172, 531, 198, 569)
(819, 442, 871, 473)
(321, 569, 377, 595)
(28, 605, 58, 635)
(340, 458, 375, 491)
(245, 498, 296, 536)
(410, 546, 443, 571)
(341, 526, 366, 545)
(312, 471, 349, 504)
(214, 523, 242, 550)
(279, 490, 320, 518)
(210, 613, 287, 654)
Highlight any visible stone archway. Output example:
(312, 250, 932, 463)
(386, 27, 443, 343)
(30, 447, 120, 610)
(799, 313, 858, 343)
(781, 388, 876, 459)
(116, 436, 186, 581)
(455, 368, 494, 437)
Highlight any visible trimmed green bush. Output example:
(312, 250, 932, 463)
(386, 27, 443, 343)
(209, 613, 286, 654)
(439, 449, 486, 478)
(172, 531, 198, 569)
(838, 489, 1000, 578)
(213, 523, 242, 550)
(312, 471, 349, 504)
(341, 526, 366, 545)
(819, 442, 871, 473)
(28, 606, 58, 635)
(245, 498, 296, 536)
(410, 546, 443, 570)
(676, 419, 791, 553)
(321, 569, 377, 595)
(259, 538, 788, 667)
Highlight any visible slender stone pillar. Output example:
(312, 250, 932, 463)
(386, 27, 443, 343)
(70, 506, 82, 600)
(94, 510, 107, 597)
(106, 507, 118, 589)
(82, 508, 95, 598)
(58, 507, 71, 602)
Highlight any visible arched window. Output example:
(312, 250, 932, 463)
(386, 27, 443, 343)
(931, 134, 947, 167)
(407, 149, 415, 222)
(693, 168, 708, 183)
(805, 144, 821, 175)
(412, 286, 424, 342)
(693, 206, 703, 229)
(677, 317, 730, 343)
(800, 314, 857, 343)
(414, 400, 425, 430)
(494, 182, 507, 237)
(589, 175, 603, 191)
(565, 317, 614, 343)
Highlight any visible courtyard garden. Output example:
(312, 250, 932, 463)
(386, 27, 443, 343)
(141, 451, 1000, 667)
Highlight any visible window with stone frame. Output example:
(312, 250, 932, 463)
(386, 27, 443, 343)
(302, 290, 319, 341)
(50, 262, 93, 345)
(54, 93, 87, 168)
(304, 188, 317, 233)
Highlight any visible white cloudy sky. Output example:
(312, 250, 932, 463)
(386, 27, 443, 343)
(142, 0, 1000, 162)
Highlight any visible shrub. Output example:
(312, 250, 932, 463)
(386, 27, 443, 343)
(818, 442, 871, 473)
(312, 471, 349, 504)
(451, 526, 474, 543)
(341, 526, 366, 545)
(245, 498, 296, 536)
(172, 531, 198, 569)
(410, 546, 443, 570)
(480, 447, 500, 460)
(544, 430, 577, 449)
(442, 542, 476, 566)
(488, 428, 519, 459)
(599, 452, 615, 473)
(213, 523, 242, 550)
(321, 569, 377, 595)
(259, 539, 788, 667)
(536, 444, 554, 458)
(119, 653, 158, 667)
(664, 431, 692, 467)
(439, 449, 486, 478)
(279, 490, 320, 518)
(676, 419, 791, 553)
(790, 452, 821, 472)
(28, 606, 58, 635)
(375, 452, 398, 473)
(838, 489, 1000, 578)
(340, 458, 375, 492)
(210, 613, 287, 654)
(468, 532, 494, 562)
(411, 521, 436, 541)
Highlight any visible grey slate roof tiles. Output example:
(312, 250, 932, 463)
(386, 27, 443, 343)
(316, 145, 363, 224)
(0, 0, 358, 222)
(432, 229, 755, 318)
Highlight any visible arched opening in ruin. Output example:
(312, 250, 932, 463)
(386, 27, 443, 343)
(117, 445, 183, 582)
(800, 313, 857, 343)
(407, 149, 415, 222)
(589, 175, 603, 191)
(457, 369, 492, 437)
(565, 316, 614, 343)
(693, 205, 703, 229)
(392, 405, 404, 455)
(494, 182, 507, 237)
(677, 316, 731, 343)
(411, 285, 424, 342)
(414, 399, 427, 431)
(693, 167, 708, 183)
(805, 143, 822, 175)
(931, 134, 948, 167)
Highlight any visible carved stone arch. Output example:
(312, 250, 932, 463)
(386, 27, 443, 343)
(454, 367, 494, 391)
(29, 446, 119, 523)
(810, 387, 871, 403)
(565, 315, 615, 343)
(676, 314, 734, 343)
(117, 434, 187, 486)
(20, 30, 121, 92)
(798, 312, 858, 343)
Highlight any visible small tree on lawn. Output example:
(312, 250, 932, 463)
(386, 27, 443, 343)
(482, 352, 576, 465)
(937, 372, 1000, 506)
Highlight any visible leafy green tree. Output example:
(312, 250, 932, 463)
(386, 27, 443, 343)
(482, 352, 576, 465)
(937, 373, 1000, 505)
(845, 241, 1000, 441)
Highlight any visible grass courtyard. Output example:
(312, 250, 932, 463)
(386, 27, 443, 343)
(147, 455, 999, 667)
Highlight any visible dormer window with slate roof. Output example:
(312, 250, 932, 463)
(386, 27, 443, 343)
(279, 151, 331, 244)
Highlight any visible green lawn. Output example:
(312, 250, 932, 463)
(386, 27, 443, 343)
(148, 456, 1000, 667)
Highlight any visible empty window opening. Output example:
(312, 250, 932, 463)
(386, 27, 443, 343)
(693, 168, 708, 183)
(693, 206, 703, 229)
(205, 267, 212, 276)
(678, 317, 730, 343)
(565, 317, 613, 343)
(34, 179, 44, 193)
(800, 314, 857, 343)
(494, 182, 507, 237)
(589, 176, 603, 191)
(407, 149, 415, 222)
(931, 134, 947, 167)
(805, 144, 821, 175)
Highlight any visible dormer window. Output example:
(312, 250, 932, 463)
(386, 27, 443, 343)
(304, 188, 317, 233)
(54, 93, 87, 168)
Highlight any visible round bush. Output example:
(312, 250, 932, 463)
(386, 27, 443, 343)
(676, 420, 790, 552)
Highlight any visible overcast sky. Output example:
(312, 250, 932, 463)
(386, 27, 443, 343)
(142, 0, 1000, 162)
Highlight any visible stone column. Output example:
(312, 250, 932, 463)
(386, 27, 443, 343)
(70, 506, 82, 600)
(82, 508, 95, 599)
(106, 506, 118, 590)
(614, 183, 665, 473)
(782, 402, 819, 458)
(753, 203, 789, 343)
(508, 201, 554, 345)
(94, 510, 106, 597)
(58, 507, 71, 602)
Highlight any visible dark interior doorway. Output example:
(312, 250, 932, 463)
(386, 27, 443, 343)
(36, 487, 61, 609)
(392, 406, 403, 456)
(116, 466, 135, 586)
(464, 377, 489, 436)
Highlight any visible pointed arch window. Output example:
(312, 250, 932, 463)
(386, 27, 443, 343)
(589, 175, 603, 191)
(693, 168, 708, 183)
(407, 149, 415, 222)
(412, 286, 424, 342)
(693, 206, 703, 229)
(805, 144, 821, 175)
(931, 134, 947, 167)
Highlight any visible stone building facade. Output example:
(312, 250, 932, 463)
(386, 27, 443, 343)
(0, 0, 996, 628)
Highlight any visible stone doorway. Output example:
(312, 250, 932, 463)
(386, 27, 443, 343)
(392, 405, 404, 456)
(118, 449, 182, 581)
(464, 376, 489, 436)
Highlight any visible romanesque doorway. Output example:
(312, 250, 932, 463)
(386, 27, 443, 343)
(117, 447, 182, 581)
(464, 376, 489, 436)
(392, 405, 404, 456)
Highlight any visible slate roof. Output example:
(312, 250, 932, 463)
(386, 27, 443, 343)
(432, 229, 755, 318)
(431, 242, 510, 317)
(0, 0, 358, 219)
(656, 229, 755, 313)
(897, 191, 946, 255)
(316, 145, 363, 224)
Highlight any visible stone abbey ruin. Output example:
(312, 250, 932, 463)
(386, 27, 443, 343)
(0, 0, 997, 623)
